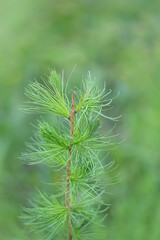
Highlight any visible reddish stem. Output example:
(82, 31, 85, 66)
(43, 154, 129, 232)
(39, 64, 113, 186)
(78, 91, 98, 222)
(65, 91, 75, 240)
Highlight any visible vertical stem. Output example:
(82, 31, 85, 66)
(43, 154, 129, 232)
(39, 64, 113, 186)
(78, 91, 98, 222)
(65, 91, 75, 240)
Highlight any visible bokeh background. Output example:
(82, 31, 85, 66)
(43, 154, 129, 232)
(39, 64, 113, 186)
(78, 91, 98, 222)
(0, 0, 160, 239)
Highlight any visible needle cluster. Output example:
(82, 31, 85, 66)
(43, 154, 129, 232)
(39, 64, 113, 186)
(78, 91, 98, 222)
(21, 70, 118, 240)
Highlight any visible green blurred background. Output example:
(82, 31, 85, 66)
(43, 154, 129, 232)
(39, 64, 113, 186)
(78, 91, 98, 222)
(0, 0, 160, 239)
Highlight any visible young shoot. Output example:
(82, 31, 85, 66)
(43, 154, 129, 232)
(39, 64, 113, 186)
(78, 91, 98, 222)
(21, 70, 119, 240)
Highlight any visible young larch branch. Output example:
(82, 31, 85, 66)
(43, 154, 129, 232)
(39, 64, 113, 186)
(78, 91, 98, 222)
(21, 71, 118, 239)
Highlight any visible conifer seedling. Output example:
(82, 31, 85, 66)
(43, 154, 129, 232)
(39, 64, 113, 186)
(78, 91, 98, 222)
(21, 70, 119, 240)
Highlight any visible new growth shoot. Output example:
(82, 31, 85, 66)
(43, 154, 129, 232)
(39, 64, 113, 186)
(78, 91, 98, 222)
(21, 70, 119, 240)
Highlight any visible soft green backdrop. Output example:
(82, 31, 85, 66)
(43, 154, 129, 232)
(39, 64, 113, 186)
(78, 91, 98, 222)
(0, 0, 159, 239)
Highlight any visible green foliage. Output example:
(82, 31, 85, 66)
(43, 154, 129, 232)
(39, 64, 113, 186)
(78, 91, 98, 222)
(75, 74, 117, 121)
(21, 70, 117, 239)
(22, 192, 68, 240)
(22, 120, 70, 168)
(22, 70, 70, 118)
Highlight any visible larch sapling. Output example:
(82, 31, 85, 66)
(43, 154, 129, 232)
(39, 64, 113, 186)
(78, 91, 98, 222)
(21, 70, 119, 240)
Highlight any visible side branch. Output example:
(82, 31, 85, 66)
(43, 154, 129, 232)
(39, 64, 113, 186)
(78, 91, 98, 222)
(65, 91, 75, 240)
